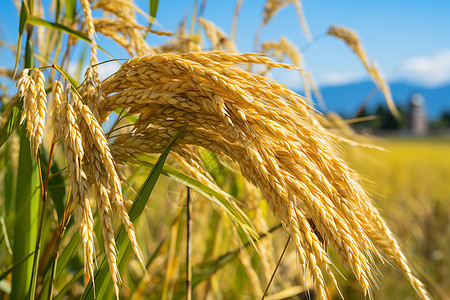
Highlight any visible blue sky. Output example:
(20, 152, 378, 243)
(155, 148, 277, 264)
(1, 0, 449, 89)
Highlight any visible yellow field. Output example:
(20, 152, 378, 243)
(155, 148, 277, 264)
(345, 137, 450, 299)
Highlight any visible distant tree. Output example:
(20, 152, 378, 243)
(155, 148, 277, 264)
(373, 104, 406, 130)
(432, 111, 450, 129)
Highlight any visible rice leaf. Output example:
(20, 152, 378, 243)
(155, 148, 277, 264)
(0, 99, 22, 149)
(0, 251, 35, 282)
(3, 139, 15, 212)
(26, 16, 112, 57)
(13, 1, 28, 78)
(65, 0, 76, 20)
(53, 269, 83, 300)
(10, 125, 40, 299)
(27, 16, 89, 42)
(81, 126, 186, 300)
(55, 232, 80, 278)
(136, 156, 257, 239)
(149, 0, 159, 26)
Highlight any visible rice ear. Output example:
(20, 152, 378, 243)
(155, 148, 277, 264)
(102, 52, 430, 299)
(327, 25, 400, 118)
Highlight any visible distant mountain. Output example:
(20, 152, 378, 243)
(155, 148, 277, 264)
(305, 81, 450, 120)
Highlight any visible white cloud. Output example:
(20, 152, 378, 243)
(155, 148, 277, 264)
(395, 50, 450, 87)
(274, 69, 368, 89)
(270, 50, 450, 89)
(316, 71, 365, 87)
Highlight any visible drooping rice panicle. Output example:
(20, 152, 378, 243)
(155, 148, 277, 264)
(327, 25, 400, 118)
(70, 91, 146, 274)
(80, 0, 104, 119)
(17, 69, 47, 157)
(99, 52, 430, 299)
(255, 0, 312, 50)
(262, 37, 324, 105)
(92, 0, 156, 56)
(50, 80, 64, 140)
(60, 97, 95, 287)
(30, 70, 47, 157)
(198, 18, 237, 51)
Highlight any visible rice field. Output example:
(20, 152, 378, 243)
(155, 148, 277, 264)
(346, 136, 450, 299)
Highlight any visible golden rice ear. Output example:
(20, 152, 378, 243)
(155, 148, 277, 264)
(262, 37, 323, 106)
(19, 70, 37, 148)
(198, 18, 237, 51)
(60, 99, 95, 287)
(73, 91, 147, 290)
(16, 69, 32, 125)
(50, 80, 65, 141)
(79, 0, 98, 66)
(101, 52, 430, 300)
(92, 0, 158, 56)
(96, 184, 121, 297)
(18, 69, 48, 158)
(255, 0, 312, 50)
(327, 25, 400, 118)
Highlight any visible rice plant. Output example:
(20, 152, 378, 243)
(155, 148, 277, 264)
(0, 0, 434, 299)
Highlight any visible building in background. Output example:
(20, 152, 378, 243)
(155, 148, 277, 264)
(408, 93, 428, 135)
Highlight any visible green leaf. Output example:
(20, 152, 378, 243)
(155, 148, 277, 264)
(26, 16, 112, 57)
(13, 1, 29, 78)
(10, 125, 40, 300)
(81, 126, 186, 299)
(2, 135, 15, 213)
(136, 156, 257, 240)
(149, 0, 159, 26)
(64, 0, 76, 20)
(10, 27, 39, 299)
(0, 251, 35, 282)
(0, 99, 22, 149)
(55, 232, 80, 278)
(53, 269, 83, 300)
(27, 15, 90, 42)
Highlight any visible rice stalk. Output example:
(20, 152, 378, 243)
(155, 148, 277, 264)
(262, 37, 323, 105)
(327, 25, 400, 118)
(255, 0, 312, 50)
(198, 18, 237, 51)
(80, 0, 103, 118)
